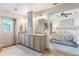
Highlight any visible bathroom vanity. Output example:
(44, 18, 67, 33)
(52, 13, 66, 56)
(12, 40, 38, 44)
(19, 33, 47, 52)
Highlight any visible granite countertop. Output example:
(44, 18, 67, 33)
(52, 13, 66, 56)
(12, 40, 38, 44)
(20, 32, 46, 36)
(30, 33, 46, 36)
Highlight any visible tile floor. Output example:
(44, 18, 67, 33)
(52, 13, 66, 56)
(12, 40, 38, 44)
(0, 45, 42, 56)
(0, 44, 74, 56)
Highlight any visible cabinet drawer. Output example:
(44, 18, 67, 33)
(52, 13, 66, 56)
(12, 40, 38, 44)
(25, 41, 29, 47)
(24, 34, 30, 47)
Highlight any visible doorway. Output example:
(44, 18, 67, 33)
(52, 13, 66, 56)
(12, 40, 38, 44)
(0, 17, 15, 47)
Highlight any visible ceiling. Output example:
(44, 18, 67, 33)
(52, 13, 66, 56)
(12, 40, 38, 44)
(0, 3, 59, 16)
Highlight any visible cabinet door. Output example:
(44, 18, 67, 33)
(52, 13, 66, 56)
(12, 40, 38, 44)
(40, 36, 46, 51)
(24, 34, 30, 47)
(34, 36, 41, 51)
(21, 34, 25, 45)
(29, 35, 34, 48)
(19, 34, 22, 44)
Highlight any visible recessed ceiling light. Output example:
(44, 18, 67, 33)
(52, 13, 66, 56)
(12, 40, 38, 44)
(52, 3, 58, 5)
(14, 8, 18, 11)
(74, 12, 78, 13)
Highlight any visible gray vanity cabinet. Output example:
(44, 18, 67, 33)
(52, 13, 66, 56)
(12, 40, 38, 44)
(19, 33, 47, 52)
(32, 34, 47, 52)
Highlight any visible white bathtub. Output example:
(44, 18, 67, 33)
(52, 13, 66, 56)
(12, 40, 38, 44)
(50, 43, 79, 55)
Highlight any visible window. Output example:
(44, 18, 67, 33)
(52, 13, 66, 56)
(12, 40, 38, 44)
(3, 19, 13, 32)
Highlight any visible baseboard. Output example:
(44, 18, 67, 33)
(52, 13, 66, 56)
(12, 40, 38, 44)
(2, 44, 16, 48)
